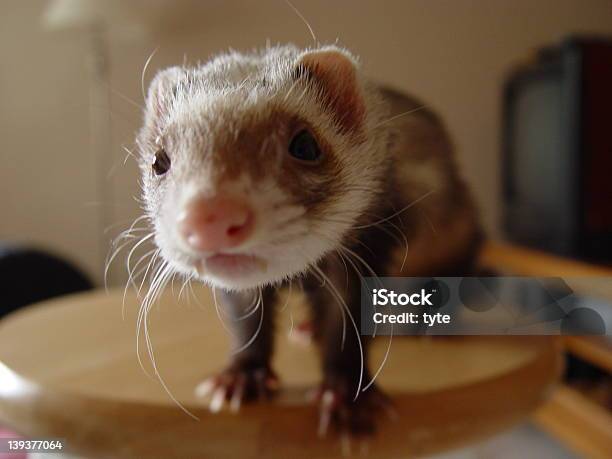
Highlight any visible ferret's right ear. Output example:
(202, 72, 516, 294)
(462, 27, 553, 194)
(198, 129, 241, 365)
(145, 67, 184, 123)
(293, 48, 365, 136)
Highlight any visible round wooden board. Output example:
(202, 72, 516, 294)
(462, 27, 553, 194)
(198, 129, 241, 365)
(0, 287, 562, 458)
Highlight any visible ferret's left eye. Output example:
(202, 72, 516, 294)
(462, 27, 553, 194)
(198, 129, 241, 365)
(288, 130, 322, 162)
(152, 148, 171, 175)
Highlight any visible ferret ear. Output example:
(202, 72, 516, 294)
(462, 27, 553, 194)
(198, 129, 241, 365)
(145, 67, 185, 123)
(294, 48, 365, 136)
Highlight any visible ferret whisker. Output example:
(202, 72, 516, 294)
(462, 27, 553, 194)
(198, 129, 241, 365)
(105, 224, 152, 291)
(309, 221, 378, 260)
(128, 248, 158, 285)
(420, 208, 438, 235)
(178, 274, 193, 302)
(126, 263, 150, 295)
(184, 275, 195, 305)
(336, 245, 393, 388)
(311, 264, 364, 401)
(284, 0, 317, 45)
(333, 252, 349, 348)
(309, 206, 412, 263)
(171, 272, 184, 300)
(137, 247, 161, 297)
(123, 247, 158, 319)
(288, 303, 295, 339)
(188, 280, 207, 310)
(142, 264, 171, 353)
(212, 287, 239, 338)
(124, 233, 156, 283)
(298, 235, 348, 349)
(106, 227, 149, 239)
(307, 208, 393, 233)
(232, 288, 263, 321)
(374, 105, 428, 129)
(111, 228, 150, 246)
(213, 287, 261, 322)
(282, 78, 301, 103)
(384, 199, 410, 269)
(138, 260, 167, 337)
(303, 218, 403, 286)
(337, 243, 384, 337)
(280, 280, 293, 311)
(112, 214, 150, 240)
(362, 325, 393, 393)
(296, 83, 310, 105)
(231, 291, 265, 355)
(279, 280, 296, 339)
(306, 260, 345, 348)
(123, 258, 157, 320)
(103, 216, 147, 235)
(124, 235, 155, 280)
(106, 83, 145, 111)
(105, 238, 135, 290)
(338, 245, 383, 289)
(342, 233, 377, 258)
(337, 262, 389, 390)
(336, 251, 350, 292)
(141, 47, 159, 102)
(136, 260, 166, 377)
(108, 224, 144, 247)
(363, 219, 410, 272)
(353, 189, 436, 229)
(141, 261, 172, 367)
(122, 145, 138, 165)
(142, 262, 199, 420)
(170, 271, 177, 297)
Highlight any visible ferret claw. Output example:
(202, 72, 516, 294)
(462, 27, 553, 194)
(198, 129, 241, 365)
(341, 433, 351, 457)
(339, 433, 371, 457)
(314, 380, 395, 444)
(359, 439, 371, 457)
(317, 390, 336, 437)
(194, 363, 278, 413)
(194, 378, 214, 398)
(209, 387, 226, 413)
(289, 320, 314, 346)
(229, 374, 245, 412)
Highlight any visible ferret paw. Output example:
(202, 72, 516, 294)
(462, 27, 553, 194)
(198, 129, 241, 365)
(313, 378, 397, 447)
(288, 320, 314, 346)
(194, 362, 279, 413)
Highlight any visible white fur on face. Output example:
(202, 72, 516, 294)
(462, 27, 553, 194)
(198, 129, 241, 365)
(137, 45, 390, 291)
(152, 174, 350, 291)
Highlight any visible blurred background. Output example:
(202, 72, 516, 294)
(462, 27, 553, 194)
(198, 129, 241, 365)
(0, 1, 612, 458)
(0, 0, 611, 287)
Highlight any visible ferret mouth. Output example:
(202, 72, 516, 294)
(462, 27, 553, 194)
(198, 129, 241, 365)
(195, 253, 267, 278)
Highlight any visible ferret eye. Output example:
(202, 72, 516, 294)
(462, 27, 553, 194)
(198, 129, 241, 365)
(152, 148, 171, 175)
(288, 130, 322, 162)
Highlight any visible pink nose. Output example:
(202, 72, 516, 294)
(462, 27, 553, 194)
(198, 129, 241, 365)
(178, 195, 254, 252)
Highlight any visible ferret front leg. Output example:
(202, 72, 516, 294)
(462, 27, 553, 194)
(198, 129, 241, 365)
(195, 286, 279, 412)
(303, 268, 393, 440)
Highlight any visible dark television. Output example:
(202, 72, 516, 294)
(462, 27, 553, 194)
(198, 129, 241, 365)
(502, 37, 612, 262)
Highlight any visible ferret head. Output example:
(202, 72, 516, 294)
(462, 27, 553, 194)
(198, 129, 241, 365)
(137, 45, 389, 291)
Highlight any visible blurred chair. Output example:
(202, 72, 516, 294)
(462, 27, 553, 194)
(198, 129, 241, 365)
(0, 245, 92, 319)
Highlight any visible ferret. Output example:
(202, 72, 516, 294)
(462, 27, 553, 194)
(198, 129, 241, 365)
(136, 44, 481, 437)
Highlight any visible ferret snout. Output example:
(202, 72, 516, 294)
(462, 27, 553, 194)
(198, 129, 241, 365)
(177, 195, 255, 252)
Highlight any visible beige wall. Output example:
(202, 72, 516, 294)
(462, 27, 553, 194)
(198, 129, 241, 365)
(1, 0, 611, 285)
